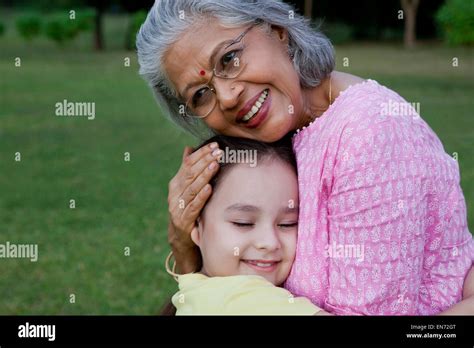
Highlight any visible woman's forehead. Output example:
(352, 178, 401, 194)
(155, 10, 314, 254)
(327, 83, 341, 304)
(169, 21, 244, 59)
(163, 22, 247, 94)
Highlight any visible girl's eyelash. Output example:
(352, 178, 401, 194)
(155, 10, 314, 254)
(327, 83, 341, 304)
(232, 222, 254, 227)
(231, 222, 297, 228)
(279, 223, 298, 228)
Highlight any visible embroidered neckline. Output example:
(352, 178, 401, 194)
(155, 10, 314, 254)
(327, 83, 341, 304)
(293, 79, 375, 137)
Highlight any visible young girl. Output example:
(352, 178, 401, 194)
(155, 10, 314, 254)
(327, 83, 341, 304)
(164, 135, 327, 315)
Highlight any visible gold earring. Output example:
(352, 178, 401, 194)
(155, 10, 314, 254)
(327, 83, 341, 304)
(165, 251, 180, 282)
(329, 74, 332, 105)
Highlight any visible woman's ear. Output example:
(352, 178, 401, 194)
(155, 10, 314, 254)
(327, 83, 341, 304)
(270, 25, 289, 45)
(190, 216, 203, 247)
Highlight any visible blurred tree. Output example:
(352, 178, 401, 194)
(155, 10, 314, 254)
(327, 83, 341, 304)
(44, 14, 78, 45)
(436, 0, 474, 46)
(85, 0, 110, 50)
(84, 0, 152, 51)
(4, 0, 448, 46)
(304, 0, 312, 19)
(285, 0, 443, 42)
(16, 12, 42, 40)
(401, 0, 420, 48)
(118, 0, 153, 13)
(125, 10, 147, 50)
(119, 0, 153, 50)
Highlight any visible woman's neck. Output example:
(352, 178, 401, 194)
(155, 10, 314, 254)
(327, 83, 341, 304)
(296, 71, 365, 130)
(296, 73, 332, 130)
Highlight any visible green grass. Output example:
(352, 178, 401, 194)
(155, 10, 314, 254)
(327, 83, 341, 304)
(0, 10, 193, 314)
(0, 10, 473, 314)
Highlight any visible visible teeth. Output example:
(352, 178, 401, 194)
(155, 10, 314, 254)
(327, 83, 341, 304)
(242, 89, 268, 122)
(256, 262, 272, 267)
(242, 113, 254, 122)
(245, 260, 276, 268)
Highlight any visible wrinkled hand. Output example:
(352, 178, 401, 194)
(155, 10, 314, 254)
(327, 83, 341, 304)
(167, 142, 222, 273)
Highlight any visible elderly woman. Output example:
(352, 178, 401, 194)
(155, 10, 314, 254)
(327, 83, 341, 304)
(137, 0, 474, 315)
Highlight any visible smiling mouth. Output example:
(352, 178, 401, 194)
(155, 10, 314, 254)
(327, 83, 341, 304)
(242, 259, 280, 270)
(239, 89, 269, 123)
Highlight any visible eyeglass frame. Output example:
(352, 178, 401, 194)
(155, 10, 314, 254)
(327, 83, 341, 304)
(181, 21, 262, 119)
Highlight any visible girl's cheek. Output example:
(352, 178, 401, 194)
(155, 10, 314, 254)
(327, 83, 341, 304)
(283, 232, 298, 255)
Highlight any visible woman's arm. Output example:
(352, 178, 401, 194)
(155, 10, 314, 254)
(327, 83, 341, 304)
(321, 106, 473, 315)
(464, 266, 474, 298)
(169, 222, 202, 274)
(167, 144, 221, 273)
(439, 266, 474, 315)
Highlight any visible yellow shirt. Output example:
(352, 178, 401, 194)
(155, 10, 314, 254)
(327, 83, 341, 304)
(171, 273, 321, 315)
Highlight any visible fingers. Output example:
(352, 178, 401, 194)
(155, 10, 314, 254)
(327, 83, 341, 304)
(166, 143, 220, 256)
(180, 150, 221, 199)
(182, 142, 219, 168)
(182, 146, 194, 161)
(168, 142, 221, 219)
(168, 182, 213, 238)
(182, 183, 213, 227)
(176, 145, 222, 208)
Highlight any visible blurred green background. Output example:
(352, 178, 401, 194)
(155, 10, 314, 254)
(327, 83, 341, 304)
(0, 0, 473, 314)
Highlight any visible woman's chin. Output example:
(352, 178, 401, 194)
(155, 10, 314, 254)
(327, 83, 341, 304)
(255, 117, 294, 143)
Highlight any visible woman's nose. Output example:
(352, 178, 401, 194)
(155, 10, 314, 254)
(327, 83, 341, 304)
(214, 79, 243, 112)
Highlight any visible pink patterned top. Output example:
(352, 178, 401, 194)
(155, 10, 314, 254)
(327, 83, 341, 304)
(284, 79, 474, 315)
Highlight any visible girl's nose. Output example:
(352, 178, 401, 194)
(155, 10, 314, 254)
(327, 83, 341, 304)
(254, 227, 282, 251)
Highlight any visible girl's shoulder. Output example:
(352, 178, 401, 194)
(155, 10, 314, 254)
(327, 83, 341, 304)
(177, 273, 270, 289)
(173, 273, 320, 315)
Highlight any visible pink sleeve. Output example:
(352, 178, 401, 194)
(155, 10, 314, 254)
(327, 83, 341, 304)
(418, 180, 474, 314)
(326, 115, 474, 315)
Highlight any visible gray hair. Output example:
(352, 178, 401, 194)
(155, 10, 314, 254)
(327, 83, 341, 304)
(136, 0, 335, 138)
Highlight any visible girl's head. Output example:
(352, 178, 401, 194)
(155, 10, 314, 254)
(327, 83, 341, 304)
(190, 134, 298, 286)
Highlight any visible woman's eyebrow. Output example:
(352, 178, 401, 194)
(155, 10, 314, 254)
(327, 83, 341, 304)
(180, 39, 236, 98)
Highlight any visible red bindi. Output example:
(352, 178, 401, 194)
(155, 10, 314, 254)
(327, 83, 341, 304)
(199, 70, 206, 76)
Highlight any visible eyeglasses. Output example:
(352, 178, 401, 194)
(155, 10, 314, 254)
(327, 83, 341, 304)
(180, 23, 259, 119)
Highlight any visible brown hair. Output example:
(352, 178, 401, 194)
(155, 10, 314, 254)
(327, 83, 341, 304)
(199, 133, 297, 191)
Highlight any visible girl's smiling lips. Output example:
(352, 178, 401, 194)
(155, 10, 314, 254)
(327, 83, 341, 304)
(242, 259, 281, 273)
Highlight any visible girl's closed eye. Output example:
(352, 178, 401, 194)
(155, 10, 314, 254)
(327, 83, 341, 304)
(231, 221, 254, 228)
(278, 222, 298, 229)
(230, 221, 297, 228)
